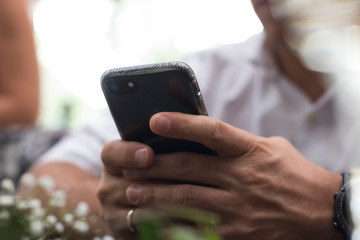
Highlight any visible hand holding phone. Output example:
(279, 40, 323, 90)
(101, 61, 215, 155)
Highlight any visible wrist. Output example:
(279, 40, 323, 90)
(333, 172, 360, 240)
(318, 171, 343, 240)
(298, 167, 342, 240)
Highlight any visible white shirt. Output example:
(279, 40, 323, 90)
(37, 33, 353, 176)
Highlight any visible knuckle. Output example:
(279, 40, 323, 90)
(96, 173, 124, 204)
(242, 134, 258, 155)
(208, 118, 224, 140)
(144, 186, 155, 204)
(101, 140, 118, 164)
(149, 187, 155, 204)
(96, 188, 106, 203)
(178, 185, 193, 206)
(238, 166, 267, 186)
(245, 137, 270, 160)
(173, 153, 192, 175)
(252, 136, 283, 157)
(96, 182, 110, 203)
(268, 136, 290, 146)
(96, 177, 107, 202)
(238, 137, 286, 185)
(250, 136, 288, 171)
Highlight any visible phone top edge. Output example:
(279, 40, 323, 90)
(100, 61, 196, 81)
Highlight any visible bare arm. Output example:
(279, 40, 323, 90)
(28, 162, 101, 215)
(0, 0, 39, 125)
(19, 162, 107, 236)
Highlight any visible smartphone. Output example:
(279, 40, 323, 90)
(101, 61, 215, 155)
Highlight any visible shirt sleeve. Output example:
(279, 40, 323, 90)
(35, 117, 119, 177)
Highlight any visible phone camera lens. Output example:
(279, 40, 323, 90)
(108, 82, 119, 94)
(107, 80, 137, 94)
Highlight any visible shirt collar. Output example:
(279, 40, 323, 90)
(248, 31, 336, 113)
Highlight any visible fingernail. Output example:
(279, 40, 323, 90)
(127, 186, 141, 205)
(152, 115, 170, 134)
(135, 148, 148, 166)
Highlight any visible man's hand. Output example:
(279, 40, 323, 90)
(98, 112, 342, 240)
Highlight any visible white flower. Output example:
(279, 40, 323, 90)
(38, 175, 55, 192)
(73, 220, 89, 234)
(0, 195, 14, 207)
(27, 199, 44, 219)
(49, 197, 66, 208)
(63, 213, 74, 224)
(16, 199, 31, 210)
(1, 179, 15, 193)
(75, 201, 89, 217)
(30, 207, 45, 219)
(46, 215, 57, 225)
(28, 198, 42, 209)
(20, 173, 36, 188)
(0, 209, 10, 220)
(54, 222, 65, 234)
(103, 235, 115, 240)
(49, 189, 67, 207)
(30, 220, 44, 236)
(52, 189, 67, 200)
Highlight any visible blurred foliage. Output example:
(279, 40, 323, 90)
(0, 175, 111, 239)
(137, 205, 222, 240)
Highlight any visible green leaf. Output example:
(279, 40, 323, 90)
(168, 226, 202, 240)
(138, 217, 164, 240)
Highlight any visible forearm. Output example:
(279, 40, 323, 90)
(0, 96, 38, 125)
(0, 0, 39, 125)
(18, 162, 107, 237)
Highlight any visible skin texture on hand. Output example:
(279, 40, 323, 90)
(98, 112, 343, 240)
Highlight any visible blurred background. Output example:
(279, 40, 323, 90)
(31, 0, 263, 130)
